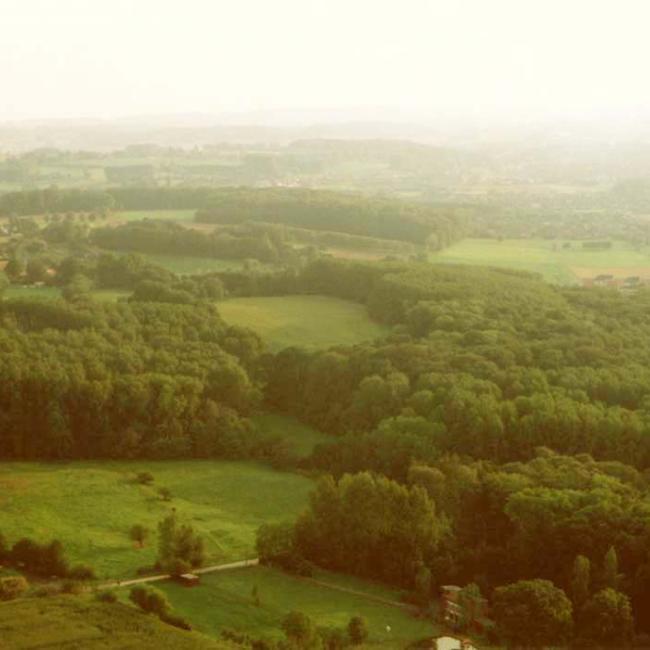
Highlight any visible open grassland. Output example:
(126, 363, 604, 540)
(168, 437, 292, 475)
(158, 566, 436, 649)
(136, 253, 255, 275)
(0, 596, 231, 649)
(0, 461, 312, 580)
(3, 286, 129, 302)
(252, 413, 331, 457)
(430, 238, 650, 285)
(217, 295, 389, 351)
(114, 209, 196, 223)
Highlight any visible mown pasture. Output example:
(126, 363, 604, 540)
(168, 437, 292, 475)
(430, 238, 650, 285)
(217, 295, 389, 351)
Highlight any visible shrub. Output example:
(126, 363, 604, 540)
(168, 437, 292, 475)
(69, 564, 96, 580)
(160, 612, 192, 630)
(129, 585, 172, 617)
(347, 616, 369, 645)
(96, 590, 118, 603)
(0, 576, 29, 601)
(135, 471, 154, 485)
(61, 580, 84, 595)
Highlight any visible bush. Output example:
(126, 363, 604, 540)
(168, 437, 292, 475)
(0, 576, 29, 601)
(69, 564, 96, 580)
(135, 471, 154, 485)
(34, 583, 61, 598)
(347, 616, 369, 646)
(61, 580, 84, 595)
(129, 585, 172, 617)
(160, 612, 192, 630)
(96, 590, 118, 603)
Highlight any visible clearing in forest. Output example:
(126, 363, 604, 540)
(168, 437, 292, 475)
(217, 295, 389, 351)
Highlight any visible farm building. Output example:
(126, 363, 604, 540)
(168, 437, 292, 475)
(433, 636, 477, 650)
(177, 573, 200, 587)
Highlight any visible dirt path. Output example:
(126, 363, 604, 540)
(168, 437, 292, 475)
(96, 558, 259, 590)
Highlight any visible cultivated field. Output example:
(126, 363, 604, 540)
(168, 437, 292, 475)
(430, 238, 650, 285)
(114, 209, 196, 223)
(136, 253, 255, 275)
(158, 566, 437, 648)
(217, 295, 389, 351)
(0, 461, 313, 579)
(0, 596, 230, 649)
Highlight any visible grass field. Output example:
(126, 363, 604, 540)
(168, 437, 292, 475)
(137, 254, 254, 275)
(0, 461, 313, 579)
(115, 209, 196, 223)
(3, 286, 129, 302)
(430, 238, 650, 285)
(0, 596, 231, 649)
(252, 413, 331, 457)
(158, 566, 437, 648)
(217, 295, 389, 351)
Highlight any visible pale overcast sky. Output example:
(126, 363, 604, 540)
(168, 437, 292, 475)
(1, 0, 650, 122)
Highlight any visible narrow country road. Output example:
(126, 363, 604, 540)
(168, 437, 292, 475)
(96, 558, 259, 590)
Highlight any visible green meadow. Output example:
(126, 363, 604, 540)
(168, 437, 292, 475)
(0, 461, 313, 579)
(0, 596, 230, 649)
(158, 566, 437, 648)
(430, 238, 650, 285)
(251, 413, 331, 457)
(116, 209, 196, 223)
(217, 295, 389, 351)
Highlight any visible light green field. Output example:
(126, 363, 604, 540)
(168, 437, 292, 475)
(158, 566, 436, 648)
(116, 209, 196, 223)
(0, 461, 313, 579)
(3, 285, 61, 300)
(138, 253, 252, 275)
(3, 286, 129, 302)
(252, 413, 331, 457)
(430, 238, 650, 285)
(0, 596, 230, 649)
(218, 295, 389, 351)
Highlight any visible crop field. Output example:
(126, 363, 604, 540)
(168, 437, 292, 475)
(158, 566, 437, 648)
(430, 238, 650, 285)
(217, 295, 389, 351)
(0, 596, 229, 649)
(2, 286, 129, 302)
(0, 461, 313, 579)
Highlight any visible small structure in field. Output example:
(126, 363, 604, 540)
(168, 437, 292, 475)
(433, 636, 477, 650)
(177, 573, 200, 587)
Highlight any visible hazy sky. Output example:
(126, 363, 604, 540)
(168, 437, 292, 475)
(2, 0, 650, 123)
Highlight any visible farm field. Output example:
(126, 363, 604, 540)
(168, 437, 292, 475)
(158, 565, 437, 648)
(430, 238, 650, 285)
(0, 461, 313, 579)
(217, 295, 389, 351)
(0, 596, 230, 649)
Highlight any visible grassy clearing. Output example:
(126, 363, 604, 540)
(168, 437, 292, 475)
(217, 295, 389, 351)
(430, 238, 650, 285)
(158, 566, 436, 648)
(137, 253, 253, 275)
(0, 461, 312, 579)
(0, 596, 230, 649)
(115, 209, 196, 223)
(3, 285, 61, 300)
(252, 413, 331, 457)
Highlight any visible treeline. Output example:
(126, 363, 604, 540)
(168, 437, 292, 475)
(90, 220, 303, 265)
(195, 187, 465, 246)
(0, 299, 269, 460)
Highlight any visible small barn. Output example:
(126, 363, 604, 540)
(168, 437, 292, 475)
(177, 573, 200, 587)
